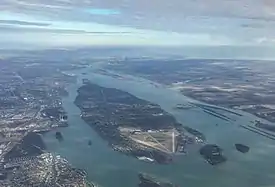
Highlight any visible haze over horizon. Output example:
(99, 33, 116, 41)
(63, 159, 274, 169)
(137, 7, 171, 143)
(1, 0, 275, 49)
(2, 2, 275, 187)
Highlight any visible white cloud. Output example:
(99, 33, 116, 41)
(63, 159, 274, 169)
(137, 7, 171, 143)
(1, 0, 275, 47)
(255, 37, 275, 44)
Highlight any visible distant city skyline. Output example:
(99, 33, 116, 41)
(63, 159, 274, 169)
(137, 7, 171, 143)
(0, 0, 275, 48)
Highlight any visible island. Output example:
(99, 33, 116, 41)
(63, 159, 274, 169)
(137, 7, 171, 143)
(235, 144, 250, 153)
(174, 103, 193, 110)
(138, 173, 178, 187)
(74, 80, 205, 164)
(199, 144, 227, 165)
(55, 131, 64, 142)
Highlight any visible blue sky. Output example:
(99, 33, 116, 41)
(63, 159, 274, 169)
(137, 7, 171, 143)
(0, 0, 275, 48)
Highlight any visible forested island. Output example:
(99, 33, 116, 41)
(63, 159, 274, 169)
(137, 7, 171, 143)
(74, 80, 205, 164)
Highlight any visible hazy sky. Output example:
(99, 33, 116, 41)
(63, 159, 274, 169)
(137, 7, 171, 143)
(1, 0, 275, 48)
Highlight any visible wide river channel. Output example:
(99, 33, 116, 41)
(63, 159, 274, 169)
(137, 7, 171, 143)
(43, 64, 275, 187)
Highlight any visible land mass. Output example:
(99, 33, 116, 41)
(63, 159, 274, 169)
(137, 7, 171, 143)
(138, 173, 178, 187)
(105, 58, 275, 137)
(235, 143, 250, 153)
(199, 144, 227, 165)
(75, 80, 205, 164)
(0, 53, 95, 186)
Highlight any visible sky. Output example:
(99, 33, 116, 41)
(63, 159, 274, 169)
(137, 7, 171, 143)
(1, 0, 275, 48)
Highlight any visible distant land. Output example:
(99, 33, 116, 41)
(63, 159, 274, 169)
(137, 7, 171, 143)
(105, 58, 275, 138)
(1, 48, 275, 186)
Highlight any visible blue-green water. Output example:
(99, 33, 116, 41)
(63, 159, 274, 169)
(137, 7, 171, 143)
(43, 66, 275, 187)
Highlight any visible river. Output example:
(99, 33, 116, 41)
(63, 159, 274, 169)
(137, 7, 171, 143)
(43, 65, 275, 187)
